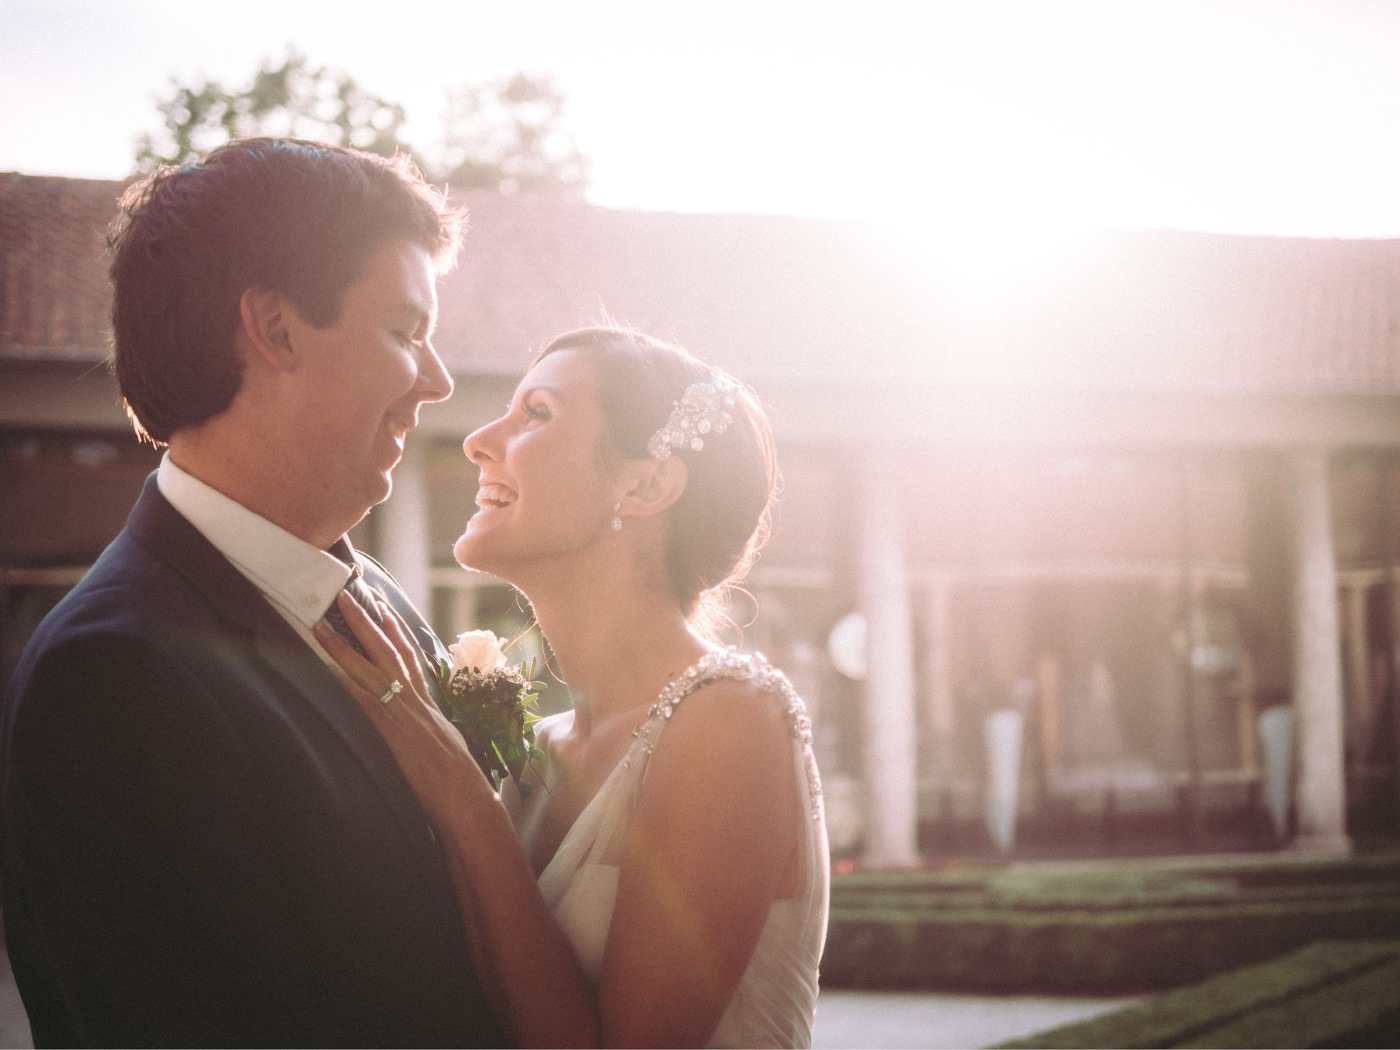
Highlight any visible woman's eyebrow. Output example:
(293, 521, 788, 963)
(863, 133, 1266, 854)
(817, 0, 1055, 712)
(518, 383, 563, 400)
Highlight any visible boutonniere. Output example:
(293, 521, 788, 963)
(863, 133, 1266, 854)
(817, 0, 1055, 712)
(435, 630, 545, 796)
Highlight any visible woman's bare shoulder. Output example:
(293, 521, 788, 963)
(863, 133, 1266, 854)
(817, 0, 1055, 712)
(654, 671, 801, 779)
(663, 654, 806, 743)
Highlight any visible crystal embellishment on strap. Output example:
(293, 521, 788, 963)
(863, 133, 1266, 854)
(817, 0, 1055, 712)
(645, 379, 739, 461)
(623, 649, 824, 820)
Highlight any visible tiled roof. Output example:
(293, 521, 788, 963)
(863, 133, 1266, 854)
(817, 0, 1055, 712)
(0, 173, 124, 360)
(5, 173, 1400, 393)
(437, 192, 937, 383)
(942, 229, 1400, 392)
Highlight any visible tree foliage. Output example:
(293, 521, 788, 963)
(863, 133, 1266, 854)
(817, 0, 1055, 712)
(434, 72, 589, 196)
(136, 51, 589, 196)
(136, 50, 410, 173)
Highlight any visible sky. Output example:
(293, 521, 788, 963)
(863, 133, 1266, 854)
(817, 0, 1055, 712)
(6, 0, 1400, 256)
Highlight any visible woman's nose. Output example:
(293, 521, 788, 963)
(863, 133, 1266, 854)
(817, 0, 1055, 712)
(463, 420, 499, 464)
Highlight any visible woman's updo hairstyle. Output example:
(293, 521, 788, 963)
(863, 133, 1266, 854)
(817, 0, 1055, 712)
(535, 326, 778, 629)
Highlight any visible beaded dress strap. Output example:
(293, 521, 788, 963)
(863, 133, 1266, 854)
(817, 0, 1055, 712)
(623, 649, 823, 819)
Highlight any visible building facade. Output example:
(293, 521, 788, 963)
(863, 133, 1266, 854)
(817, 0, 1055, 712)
(5, 172, 1400, 861)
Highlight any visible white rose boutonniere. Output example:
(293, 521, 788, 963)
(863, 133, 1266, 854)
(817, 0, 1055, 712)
(448, 629, 510, 677)
(435, 630, 545, 795)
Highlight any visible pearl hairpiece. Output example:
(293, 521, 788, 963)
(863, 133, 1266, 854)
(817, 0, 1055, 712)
(646, 378, 739, 461)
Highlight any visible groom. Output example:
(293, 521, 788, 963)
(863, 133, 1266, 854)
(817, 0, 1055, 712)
(0, 140, 505, 1047)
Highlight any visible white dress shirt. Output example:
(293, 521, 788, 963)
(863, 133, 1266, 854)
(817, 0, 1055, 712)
(157, 452, 351, 664)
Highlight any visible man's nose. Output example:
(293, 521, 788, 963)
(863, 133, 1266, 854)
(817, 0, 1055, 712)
(416, 340, 453, 403)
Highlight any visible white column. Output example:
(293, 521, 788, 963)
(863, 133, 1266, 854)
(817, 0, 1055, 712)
(1343, 583, 1372, 747)
(859, 464, 921, 866)
(922, 577, 956, 778)
(920, 576, 959, 835)
(1290, 451, 1351, 855)
(380, 438, 433, 614)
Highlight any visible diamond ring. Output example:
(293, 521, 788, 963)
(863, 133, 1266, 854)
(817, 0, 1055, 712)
(377, 680, 403, 705)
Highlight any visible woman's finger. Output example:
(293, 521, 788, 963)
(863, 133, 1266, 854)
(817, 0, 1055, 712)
(319, 625, 503, 829)
(375, 601, 436, 702)
(314, 613, 388, 696)
(374, 608, 468, 740)
(321, 623, 490, 784)
(334, 592, 411, 682)
(316, 618, 438, 742)
(313, 625, 414, 732)
(314, 597, 422, 719)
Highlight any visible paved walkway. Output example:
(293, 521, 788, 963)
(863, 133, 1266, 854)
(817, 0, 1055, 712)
(812, 989, 1144, 1049)
(0, 944, 1141, 1050)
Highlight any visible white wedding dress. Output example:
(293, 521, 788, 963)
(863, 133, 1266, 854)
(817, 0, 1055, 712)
(535, 649, 830, 1049)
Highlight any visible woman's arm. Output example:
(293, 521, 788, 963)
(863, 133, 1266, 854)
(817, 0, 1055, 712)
(598, 678, 803, 1048)
(317, 595, 599, 1048)
(322, 595, 804, 1047)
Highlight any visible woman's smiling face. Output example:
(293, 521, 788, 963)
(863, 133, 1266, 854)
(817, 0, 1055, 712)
(454, 349, 620, 580)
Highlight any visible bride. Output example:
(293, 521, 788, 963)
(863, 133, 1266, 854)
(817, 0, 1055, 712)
(318, 326, 829, 1047)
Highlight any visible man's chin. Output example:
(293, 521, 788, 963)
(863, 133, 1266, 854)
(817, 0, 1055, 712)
(354, 472, 394, 517)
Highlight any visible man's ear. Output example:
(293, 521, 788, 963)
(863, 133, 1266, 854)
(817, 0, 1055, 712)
(618, 456, 688, 520)
(237, 286, 297, 373)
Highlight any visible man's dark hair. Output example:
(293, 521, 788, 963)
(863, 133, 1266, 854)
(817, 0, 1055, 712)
(109, 138, 464, 445)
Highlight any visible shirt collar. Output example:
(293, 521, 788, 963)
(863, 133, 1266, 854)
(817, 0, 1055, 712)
(157, 453, 353, 628)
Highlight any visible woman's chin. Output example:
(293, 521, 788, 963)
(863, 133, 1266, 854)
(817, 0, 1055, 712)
(452, 531, 483, 571)
(453, 528, 506, 577)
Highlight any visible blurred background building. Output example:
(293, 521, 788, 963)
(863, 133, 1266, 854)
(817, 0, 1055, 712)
(5, 172, 1399, 864)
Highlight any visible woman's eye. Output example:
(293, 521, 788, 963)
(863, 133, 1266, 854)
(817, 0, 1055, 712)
(523, 401, 552, 424)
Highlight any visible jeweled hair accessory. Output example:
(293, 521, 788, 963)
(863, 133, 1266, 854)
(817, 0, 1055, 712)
(646, 378, 739, 460)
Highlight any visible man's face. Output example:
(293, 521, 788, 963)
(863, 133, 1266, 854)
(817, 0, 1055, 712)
(281, 236, 452, 530)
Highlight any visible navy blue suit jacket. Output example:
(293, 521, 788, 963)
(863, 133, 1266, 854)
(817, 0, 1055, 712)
(0, 477, 506, 1048)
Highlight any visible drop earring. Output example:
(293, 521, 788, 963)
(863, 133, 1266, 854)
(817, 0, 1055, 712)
(610, 502, 622, 532)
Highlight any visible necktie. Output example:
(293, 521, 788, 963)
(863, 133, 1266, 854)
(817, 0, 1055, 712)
(322, 564, 383, 655)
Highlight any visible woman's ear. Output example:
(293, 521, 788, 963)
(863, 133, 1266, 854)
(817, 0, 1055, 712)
(618, 455, 688, 520)
(237, 286, 297, 373)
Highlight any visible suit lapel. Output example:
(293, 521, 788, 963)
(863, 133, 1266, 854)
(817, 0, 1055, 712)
(126, 477, 438, 844)
(247, 624, 439, 843)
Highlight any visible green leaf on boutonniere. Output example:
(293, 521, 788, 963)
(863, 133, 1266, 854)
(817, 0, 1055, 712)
(436, 653, 546, 797)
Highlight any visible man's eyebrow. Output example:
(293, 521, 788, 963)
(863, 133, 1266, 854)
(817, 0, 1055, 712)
(396, 299, 435, 333)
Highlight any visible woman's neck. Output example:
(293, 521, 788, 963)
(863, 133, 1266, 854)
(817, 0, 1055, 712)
(529, 581, 708, 738)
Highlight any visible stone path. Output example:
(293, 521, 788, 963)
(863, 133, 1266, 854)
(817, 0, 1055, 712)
(813, 988, 1146, 1049)
(0, 944, 1142, 1050)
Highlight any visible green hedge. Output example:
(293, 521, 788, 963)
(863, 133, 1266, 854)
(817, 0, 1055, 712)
(993, 939, 1400, 1048)
(822, 853, 1400, 993)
